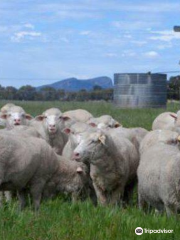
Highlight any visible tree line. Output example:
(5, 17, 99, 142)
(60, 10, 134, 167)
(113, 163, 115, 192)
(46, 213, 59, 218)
(0, 77, 179, 101)
(0, 85, 113, 101)
(168, 75, 180, 100)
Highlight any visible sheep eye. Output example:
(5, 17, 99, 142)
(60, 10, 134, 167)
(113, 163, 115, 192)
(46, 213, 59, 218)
(168, 139, 178, 145)
(172, 139, 178, 144)
(97, 139, 102, 143)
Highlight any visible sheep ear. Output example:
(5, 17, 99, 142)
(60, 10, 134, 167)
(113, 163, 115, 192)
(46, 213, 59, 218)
(98, 135, 106, 145)
(35, 115, 45, 121)
(177, 111, 180, 117)
(76, 167, 83, 174)
(115, 122, 121, 128)
(0, 114, 7, 119)
(170, 114, 177, 121)
(63, 128, 71, 134)
(89, 122, 97, 127)
(25, 114, 33, 120)
(60, 116, 70, 121)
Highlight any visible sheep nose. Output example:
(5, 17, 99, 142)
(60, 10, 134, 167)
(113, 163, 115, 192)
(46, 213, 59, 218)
(72, 152, 80, 160)
(49, 124, 55, 128)
(14, 119, 20, 123)
(14, 119, 21, 125)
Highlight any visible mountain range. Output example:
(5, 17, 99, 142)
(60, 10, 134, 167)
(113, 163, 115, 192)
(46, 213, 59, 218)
(37, 76, 113, 92)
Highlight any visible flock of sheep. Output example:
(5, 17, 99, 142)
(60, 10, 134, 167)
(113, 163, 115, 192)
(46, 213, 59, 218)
(0, 103, 179, 216)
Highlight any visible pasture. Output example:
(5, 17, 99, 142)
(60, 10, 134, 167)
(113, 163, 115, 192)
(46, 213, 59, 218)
(0, 100, 180, 240)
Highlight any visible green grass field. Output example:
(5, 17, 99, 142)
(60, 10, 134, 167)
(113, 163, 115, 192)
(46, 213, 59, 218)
(0, 100, 180, 240)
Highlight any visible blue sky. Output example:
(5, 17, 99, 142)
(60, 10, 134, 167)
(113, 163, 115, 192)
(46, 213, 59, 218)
(0, 0, 180, 88)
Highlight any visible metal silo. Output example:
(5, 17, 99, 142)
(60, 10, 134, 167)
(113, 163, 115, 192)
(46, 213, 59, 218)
(113, 73, 167, 108)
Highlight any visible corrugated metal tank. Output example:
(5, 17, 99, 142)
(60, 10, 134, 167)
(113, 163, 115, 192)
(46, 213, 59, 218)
(113, 73, 167, 108)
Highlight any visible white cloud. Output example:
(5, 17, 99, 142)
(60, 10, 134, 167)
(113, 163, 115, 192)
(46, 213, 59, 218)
(131, 40, 147, 46)
(11, 31, 42, 42)
(39, 2, 180, 14)
(123, 34, 132, 39)
(0, 0, 180, 85)
(24, 23, 34, 29)
(60, 37, 69, 43)
(121, 50, 137, 57)
(150, 30, 180, 42)
(156, 43, 172, 50)
(144, 51, 159, 58)
(105, 53, 118, 58)
(0, 26, 8, 32)
(73, 74, 91, 79)
(112, 20, 158, 31)
(112, 21, 122, 28)
(80, 31, 91, 36)
(117, 2, 180, 13)
(56, 11, 101, 20)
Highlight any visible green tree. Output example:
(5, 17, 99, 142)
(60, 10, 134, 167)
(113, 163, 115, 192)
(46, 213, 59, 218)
(93, 85, 103, 91)
(0, 85, 6, 100)
(5, 86, 17, 100)
(56, 89, 65, 100)
(168, 76, 180, 100)
(18, 85, 36, 100)
(40, 87, 57, 101)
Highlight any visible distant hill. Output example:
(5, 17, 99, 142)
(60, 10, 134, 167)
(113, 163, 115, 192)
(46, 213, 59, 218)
(37, 77, 113, 92)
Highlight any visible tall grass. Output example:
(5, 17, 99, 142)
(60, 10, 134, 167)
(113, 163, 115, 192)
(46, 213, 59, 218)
(0, 100, 180, 240)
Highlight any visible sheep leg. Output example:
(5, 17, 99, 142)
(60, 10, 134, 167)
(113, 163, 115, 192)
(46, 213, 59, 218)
(155, 209, 164, 215)
(71, 192, 80, 202)
(0, 179, 4, 207)
(165, 204, 176, 217)
(89, 184, 98, 206)
(124, 180, 137, 205)
(109, 188, 122, 206)
(138, 192, 146, 210)
(93, 183, 107, 205)
(17, 190, 26, 211)
(4, 191, 12, 202)
(30, 182, 45, 211)
(0, 191, 3, 207)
